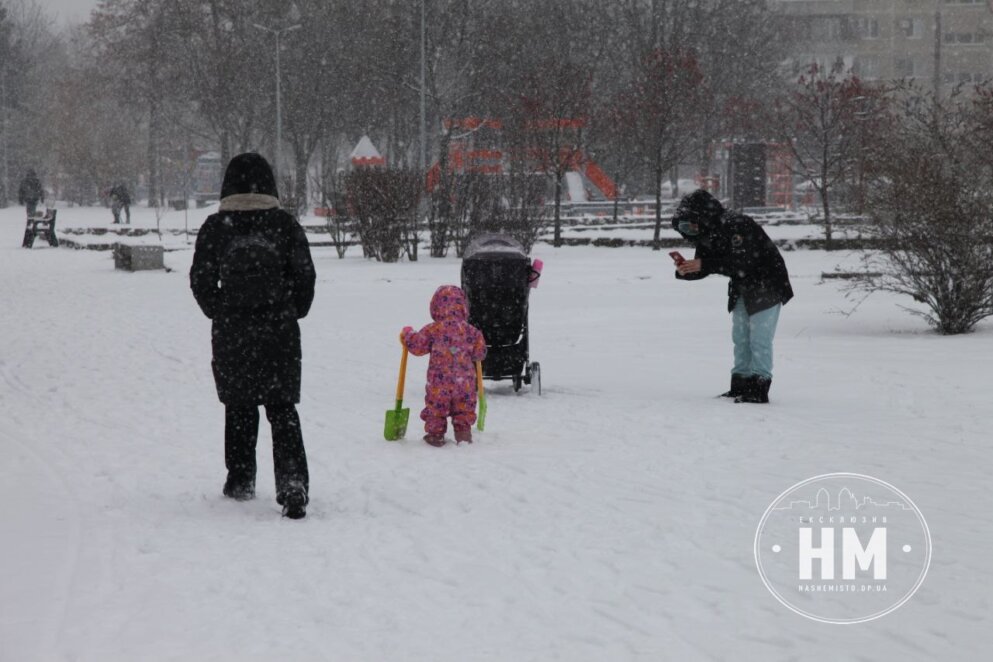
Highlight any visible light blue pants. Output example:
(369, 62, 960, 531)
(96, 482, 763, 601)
(731, 299, 781, 380)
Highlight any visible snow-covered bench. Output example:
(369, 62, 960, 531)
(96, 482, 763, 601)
(22, 209, 59, 248)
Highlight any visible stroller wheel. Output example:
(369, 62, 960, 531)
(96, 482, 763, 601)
(513, 375, 523, 392)
(531, 362, 541, 396)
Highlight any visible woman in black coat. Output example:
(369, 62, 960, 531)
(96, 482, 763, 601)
(672, 189, 793, 404)
(190, 153, 316, 519)
(18, 169, 44, 217)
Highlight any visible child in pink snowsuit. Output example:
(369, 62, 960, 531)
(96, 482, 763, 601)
(401, 285, 487, 446)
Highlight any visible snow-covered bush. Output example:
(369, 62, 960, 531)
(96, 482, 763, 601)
(345, 169, 421, 263)
(855, 86, 993, 334)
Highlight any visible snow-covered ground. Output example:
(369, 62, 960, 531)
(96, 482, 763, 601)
(2, 205, 991, 661)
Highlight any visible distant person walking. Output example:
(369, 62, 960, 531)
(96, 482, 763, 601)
(18, 169, 44, 217)
(190, 153, 317, 519)
(109, 183, 132, 224)
(671, 189, 793, 403)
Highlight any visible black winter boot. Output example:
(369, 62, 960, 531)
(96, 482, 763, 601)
(735, 376, 771, 404)
(720, 373, 748, 398)
(279, 480, 308, 519)
(224, 405, 260, 497)
(223, 476, 256, 501)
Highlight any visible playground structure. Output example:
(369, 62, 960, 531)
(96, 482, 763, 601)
(424, 119, 808, 212)
(425, 117, 618, 204)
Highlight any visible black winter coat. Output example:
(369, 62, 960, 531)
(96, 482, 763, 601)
(110, 184, 132, 205)
(190, 208, 316, 405)
(18, 173, 44, 205)
(677, 211, 793, 314)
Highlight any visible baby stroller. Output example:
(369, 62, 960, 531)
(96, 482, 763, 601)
(461, 234, 542, 394)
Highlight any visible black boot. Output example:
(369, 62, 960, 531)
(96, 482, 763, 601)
(720, 373, 748, 398)
(278, 480, 308, 519)
(223, 476, 256, 501)
(267, 404, 310, 506)
(736, 376, 771, 404)
(224, 405, 259, 499)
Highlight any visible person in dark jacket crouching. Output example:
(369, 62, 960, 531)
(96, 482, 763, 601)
(190, 153, 316, 518)
(672, 189, 793, 403)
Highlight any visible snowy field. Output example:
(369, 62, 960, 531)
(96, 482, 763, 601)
(2, 205, 991, 661)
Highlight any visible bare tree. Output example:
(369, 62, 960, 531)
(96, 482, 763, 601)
(773, 61, 879, 245)
(44, 32, 143, 205)
(612, 47, 708, 250)
(507, 60, 592, 248)
(167, 0, 266, 165)
(1, 0, 62, 206)
(90, 0, 190, 206)
(852, 85, 993, 335)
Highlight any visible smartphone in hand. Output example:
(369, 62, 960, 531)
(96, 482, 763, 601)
(669, 251, 686, 266)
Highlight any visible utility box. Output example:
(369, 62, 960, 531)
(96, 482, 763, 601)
(114, 244, 164, 271)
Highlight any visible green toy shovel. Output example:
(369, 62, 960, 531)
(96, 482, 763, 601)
(384, 345, 410, 441)
(476, 361, 487, 431)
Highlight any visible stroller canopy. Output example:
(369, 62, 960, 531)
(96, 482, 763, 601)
(463, 234, 528, 262)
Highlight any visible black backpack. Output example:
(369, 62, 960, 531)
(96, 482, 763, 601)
(219, 233, 286, 309)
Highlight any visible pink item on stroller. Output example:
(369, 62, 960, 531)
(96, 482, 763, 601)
(529, 258, 543, 288)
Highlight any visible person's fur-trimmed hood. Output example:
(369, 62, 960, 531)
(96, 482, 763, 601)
(218, 193, 280, 212)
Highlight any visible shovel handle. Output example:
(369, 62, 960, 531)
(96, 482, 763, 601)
(396, 346, 409, 403)
(475, 361, 484, 398)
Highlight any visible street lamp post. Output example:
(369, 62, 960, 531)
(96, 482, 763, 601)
(253, 22, 302, 181)
(420, 0, 426, 173)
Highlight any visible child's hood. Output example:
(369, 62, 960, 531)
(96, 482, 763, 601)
(430, 285, 469, 322)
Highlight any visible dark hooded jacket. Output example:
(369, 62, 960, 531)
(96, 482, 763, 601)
(672, 189, 793, 315)
(110, 183, 131, 206)
(18, 170, 44, 205)
(190, 153, 316, 405)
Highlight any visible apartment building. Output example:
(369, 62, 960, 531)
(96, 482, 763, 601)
(774, 0, 993, 93)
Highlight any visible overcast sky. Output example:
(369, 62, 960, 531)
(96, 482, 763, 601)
(42, 0, 99, 25)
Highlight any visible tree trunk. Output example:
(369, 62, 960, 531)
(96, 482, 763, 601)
(553, 172, 563, 247)
(431, 131, 451, 257)
(612, 170, 620, 223)
(821, 164, 833, 247)
(652, 156, 663, 250)
(820, 189, 833, 247)
(294, 144, 309, 214)
(147, 97, 160, 207)
(220, 130, 230, 171)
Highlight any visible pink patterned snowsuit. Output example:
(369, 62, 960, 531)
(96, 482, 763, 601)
(402, 286, 487, 436)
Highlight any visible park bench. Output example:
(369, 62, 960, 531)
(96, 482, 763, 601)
(22, 209, 59, 248)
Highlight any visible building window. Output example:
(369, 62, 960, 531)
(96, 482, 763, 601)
(894, 58, 917, 78)
(811, 17, 845, 42)
(942, 72, 984, 85)
(856, 56, 881, 80)
(897, 18, 926, 39)
(855, 17, 880, 39)
(944, 31, 987, 44)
